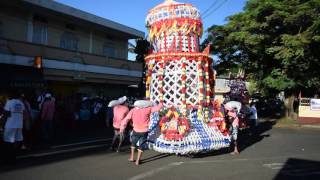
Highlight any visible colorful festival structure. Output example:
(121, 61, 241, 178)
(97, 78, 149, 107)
(146, 0, 231, 154)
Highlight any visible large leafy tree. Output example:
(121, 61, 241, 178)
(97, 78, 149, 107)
(203, 0, 320, 117)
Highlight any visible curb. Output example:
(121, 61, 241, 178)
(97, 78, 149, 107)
(259, 118, 320, 129)
(274, 123, 320, 130)
(301, 124, 320, 129)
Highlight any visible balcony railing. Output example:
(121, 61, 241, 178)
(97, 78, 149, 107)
(0, 38, 142, 71)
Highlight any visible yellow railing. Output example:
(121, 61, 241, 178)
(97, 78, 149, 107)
(299, 98, 310, 106)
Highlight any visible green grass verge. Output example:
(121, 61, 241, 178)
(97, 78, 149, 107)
(275, 116, 300, 127)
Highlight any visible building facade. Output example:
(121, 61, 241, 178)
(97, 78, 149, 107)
(0, 0, 144, 98)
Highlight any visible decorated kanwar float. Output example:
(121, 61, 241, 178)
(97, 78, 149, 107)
(145, 0, 231, 154)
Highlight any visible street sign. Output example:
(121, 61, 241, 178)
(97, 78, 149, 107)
(310, 99, 320, 111)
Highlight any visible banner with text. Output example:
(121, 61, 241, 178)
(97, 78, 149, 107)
(310, 99, 320, 111)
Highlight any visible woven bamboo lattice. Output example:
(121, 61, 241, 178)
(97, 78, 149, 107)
(150, 59, 203, 107)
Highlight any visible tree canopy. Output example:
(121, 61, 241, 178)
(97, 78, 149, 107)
(203, 0, 320, 97)
(134, 38, 150, 97)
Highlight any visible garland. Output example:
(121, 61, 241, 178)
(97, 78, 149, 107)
(145, 53, 210, 62)
(208, 111, 229, 136)
(204, 60, 210, 121)
(181, 60, 187, 116)
(146, 63, 154, 98)
(159, 107, 190, 141)
(197, 60, 204, 120)
(209, 58, 215, 97)
(159, 59, 165, 102)
(148, 19, 203, 40)
(208, 100, 229, 136)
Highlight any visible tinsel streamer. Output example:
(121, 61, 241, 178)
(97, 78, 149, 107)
(204, 58, 210, 122)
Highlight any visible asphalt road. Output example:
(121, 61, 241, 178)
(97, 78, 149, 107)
(1, 126, 320, 180)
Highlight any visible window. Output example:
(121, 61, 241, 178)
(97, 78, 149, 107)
(32, 22, 47, 44)
(60, 32, 79, 51)
(103, 43, 116, 57)
(32, 16, 48, 44)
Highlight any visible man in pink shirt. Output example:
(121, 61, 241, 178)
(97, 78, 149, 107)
(40, 93, 55, 144)
(120, 101, 163, 165)
(110, 100, 129, 152)
(226, 107, 240, 155)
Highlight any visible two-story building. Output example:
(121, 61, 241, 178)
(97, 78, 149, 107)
(0, 0, 144, 99)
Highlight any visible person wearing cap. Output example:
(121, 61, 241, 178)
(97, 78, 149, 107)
(120, 100, 163, 165)
(110, 96, 129, 152)
(40, 93, 55, 144)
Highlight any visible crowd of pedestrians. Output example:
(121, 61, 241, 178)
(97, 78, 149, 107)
(0, 90, 57, 162)
(0, 88, 141, 163)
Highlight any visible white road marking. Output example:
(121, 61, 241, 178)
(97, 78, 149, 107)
(51, 138, 112, 149)
(17, 144, 107, 159)
(128, 162, 184, 180)
(263, 163, 285, 169)
(187, 158, 249, 164)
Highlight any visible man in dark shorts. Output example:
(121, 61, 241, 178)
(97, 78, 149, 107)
(120, 101, 163, 165)
(110, 97, 128, 152)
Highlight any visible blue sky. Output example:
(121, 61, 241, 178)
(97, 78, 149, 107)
(55, 0, 247, 34)
(55, 0, 247, 59)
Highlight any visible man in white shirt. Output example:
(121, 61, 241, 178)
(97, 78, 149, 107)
(249, 102, 258, 135)
(3, 91, 25, 160)
(36, 91, 45, 110)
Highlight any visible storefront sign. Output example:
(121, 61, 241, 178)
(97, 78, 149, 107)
(310, 99, 320, 111)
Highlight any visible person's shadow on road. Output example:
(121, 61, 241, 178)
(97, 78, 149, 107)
(238, 120, 274, 152)
(140, 153, 172, 164)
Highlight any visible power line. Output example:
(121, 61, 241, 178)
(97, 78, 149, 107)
(201, 0, 219, 17)
(202, 0, 229, 20)
(203, 0, 228, 20)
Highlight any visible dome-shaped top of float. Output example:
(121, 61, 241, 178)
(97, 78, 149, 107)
(146, 0, 201, 27)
